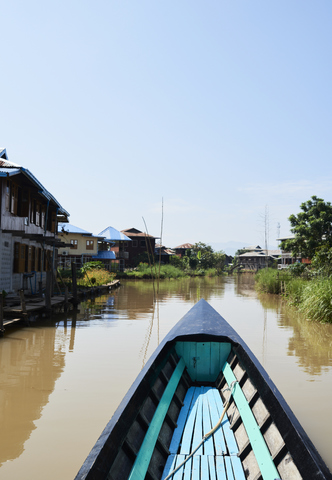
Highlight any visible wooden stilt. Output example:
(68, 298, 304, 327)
(71, 262, 78, 306)
(0, 293, 4, 336)
(45, 271, 52, 311)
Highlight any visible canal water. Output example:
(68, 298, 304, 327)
(1, 275, 332, 479)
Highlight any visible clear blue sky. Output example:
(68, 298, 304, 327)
(2, 1, 332, 251)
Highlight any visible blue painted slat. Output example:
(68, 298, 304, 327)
(230, 456, 246, 480)
(183, 455, 192, 480)
(192, 455, 200, 480)
(200, 455, 209, 480)
(225, 456, 235, 480)
(192, 388, 203, 455)
(205, 388, 227, 455)
(202, 388, 214, 455)
(180, 387, 201, 454)
(211, 388, 239, 455)
(169, 387, 196, 454)
(173, 454, 186, 480)
(128, 358, 186, 480)
(208, 456, 216, 479)
(161, 455, 176, 480)
(215, 456, 227, 480)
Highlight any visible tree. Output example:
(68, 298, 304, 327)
(280, 196, 332, 259)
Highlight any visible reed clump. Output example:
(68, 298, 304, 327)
(299, 278, 332, 323)
(255, 268, 332, 323)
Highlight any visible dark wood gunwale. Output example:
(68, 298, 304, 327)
(74, 299, 332, 480)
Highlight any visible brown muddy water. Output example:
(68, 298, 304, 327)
(1, 275, 332, 479)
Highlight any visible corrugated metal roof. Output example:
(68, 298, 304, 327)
(58, 223, 93, 235)
(98, 226, 131, 241)
(0, 167, 21, 177)
(0, 151, 69, 218)
(121, 228, 158, 239)
(92, 251, 116, 260)
(174, 243, 193, 249)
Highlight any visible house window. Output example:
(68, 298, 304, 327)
(70, 239, 78, 249)
(132, 241, 137, 247)
(140, 240, 146, 247)
(124, 242, 128, 247)
(86, 240, 94, 250)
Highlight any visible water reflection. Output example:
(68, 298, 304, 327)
(0, 327, 67, 466)
(280, 306, 332, 376)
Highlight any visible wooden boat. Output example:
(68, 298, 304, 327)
(74, 299, 332, 480)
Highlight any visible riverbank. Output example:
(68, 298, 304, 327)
(255, 268, 332, 323)
(117, 263, 224, 279)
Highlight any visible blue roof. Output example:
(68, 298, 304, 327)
(98, 226, 131, 241)
(58, 223, 94, 235)
(0, 155, 69, 218)
(92, 251, 116, 260)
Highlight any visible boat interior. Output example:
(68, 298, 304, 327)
(107, 341, 303, 480)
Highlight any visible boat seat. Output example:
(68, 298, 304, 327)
(162, 386, 246, 480)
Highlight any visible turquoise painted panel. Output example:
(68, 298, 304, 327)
(197, 342, 211, 381)
(222, 362, 280, 480)
(169, 387, 195, 454)
(128, 358, 186, 480)
(175, 342, 231, 382)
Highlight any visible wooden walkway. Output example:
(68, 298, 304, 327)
(162, 387, 246, 480)
(0, 279, 121, 335)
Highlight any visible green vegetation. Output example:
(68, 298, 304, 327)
(58, 261, 116, 289)
(120, 242, 227, 279)
(255, 196, 332, 323)
(280, 196, 332, 259)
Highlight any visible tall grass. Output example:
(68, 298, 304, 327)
(255, 268, 288, 294)
(255, 268, 332, 323)
(300, 278, 332, 323)
(124, 263, 187, 279)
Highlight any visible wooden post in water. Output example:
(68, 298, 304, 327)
(71, 262, 78, 306)
(45, 271, 52, 311)
(0, 293, 4, 336)
(64, 286, 69, 312)
(19, 289, 27, 315)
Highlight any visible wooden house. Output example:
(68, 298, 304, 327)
(237, 245, 280, 270)
(116, 228, 159, 268)
(0, 148, 69, 294)
(173, 243, 193, 258)
(58, 223, 104, 269)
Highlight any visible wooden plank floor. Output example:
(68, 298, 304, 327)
(162, 387, 246, 480)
